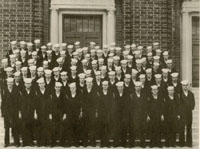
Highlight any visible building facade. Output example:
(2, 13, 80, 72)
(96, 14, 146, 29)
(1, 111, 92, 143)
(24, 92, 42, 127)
(0, 0, 199, 86)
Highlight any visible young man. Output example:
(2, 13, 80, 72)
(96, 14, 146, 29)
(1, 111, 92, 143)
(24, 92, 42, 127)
(2, 78, 20, 147)
(179, 80, 195, 147)
(129, 81, 147, 147)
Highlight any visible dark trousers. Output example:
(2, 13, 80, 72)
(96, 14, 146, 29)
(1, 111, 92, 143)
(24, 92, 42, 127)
(150, 120, 161, 147)
(51, 120, 62, 146)
(22, 121, 33, 146)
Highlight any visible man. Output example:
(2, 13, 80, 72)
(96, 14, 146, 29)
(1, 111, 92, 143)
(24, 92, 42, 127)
(115, 66, 123, 82)
(129, 81, 147, 147)
(69, 66, 78, 84)
(165, 86, 180, 147)
(170, 72, 182, 95)
(112, 82, 129, 147)
(35, 78, 51, 146)
(2, 78, 20, 147)
(149, 85, 165, 147)
(179, 80, 195, 147)
(20, 78, 35, 146)
(83, 77, 99, 146)
(99, 81, 114, 147)
(60, 71, 70, 96)
(50, 82, 65, 146)
(65, 83, 82, 146)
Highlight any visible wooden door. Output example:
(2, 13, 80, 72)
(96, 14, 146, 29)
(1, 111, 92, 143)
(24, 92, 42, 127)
(192, 16, 199, 87)
(63, 15, 102, 47)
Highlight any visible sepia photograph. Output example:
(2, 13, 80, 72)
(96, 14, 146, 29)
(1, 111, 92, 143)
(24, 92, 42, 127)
(0, 0, 199, 148)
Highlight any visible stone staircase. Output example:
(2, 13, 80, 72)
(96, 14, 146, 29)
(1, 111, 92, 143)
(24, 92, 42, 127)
(0, 88, 198, 148)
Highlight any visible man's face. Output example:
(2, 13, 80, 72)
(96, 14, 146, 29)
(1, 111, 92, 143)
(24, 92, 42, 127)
(147, 55, 153, 61)
(7, 82, 14, 88)
(61, 75, 67, 82)
(37, 71, 44, 77)
(96, 74, 101, 80)
(163, 73, 168, 79)
(168, 90, 174, 97)
(182, 85, 188, 91)
(147, 73, 152, 78)
(70, 86, 76, 93)
(14, 75, 21, 82)
(109, 75, 115, 80)
(7, 71, 13, 77)
(122, 63, 127, 68)
(172, 77, 177, 82)
(155, 78, 161, 84)
(86, 82, 93, 88)
(25, 83, 32, 89)
(30, 70, 36, 76)
(10, 58, 15, 63)
(164, 55, 169, 60)
(114, 60, 119, 65)
(117, 86, 124, 93)
(32, 55, 37, 60)
(68, 48, 73, 53)
(135, 86, 141, 92)
(140, 78, 146, 84)
(55, 86, 61, 92)
(47, 46, 52, 50)
(79, 78, 85, 84)
(102, 84, 108, 90)
(55, 47, 60, 52)
(71, 70, 77, 75)
(152, 89, 158, 95)
(54, 71, 59, 76)
(39, 82, 45, 89)
(42, 48, 46, 53)
(45, 74, 51, 79)
(116, 70, 121, 75)
(124, 78, 130, 84)
(92, 63, 97, 69)
(167, 63, 172, 68)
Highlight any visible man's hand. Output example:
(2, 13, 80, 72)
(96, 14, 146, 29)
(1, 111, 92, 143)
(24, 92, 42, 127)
(63, 114, 67, 120)
(177, 115, 180, 120)
(79, 112, 83, 119)
(161, 115, 164, 121)
(19, 111, 22, 119)
(147, 115, 150, 122)
(49, 114, 52, 120)
(34, 110, 37, 120)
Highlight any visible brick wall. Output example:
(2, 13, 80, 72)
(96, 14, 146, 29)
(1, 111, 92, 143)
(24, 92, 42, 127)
(115, 0, 181, 71)
(0, 0, 50, 61)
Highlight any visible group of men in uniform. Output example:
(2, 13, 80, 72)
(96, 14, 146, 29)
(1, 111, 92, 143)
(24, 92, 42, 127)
(0, 39, 195, 148)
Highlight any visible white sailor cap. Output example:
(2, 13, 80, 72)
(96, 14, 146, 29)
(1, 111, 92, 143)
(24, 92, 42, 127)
(162, 68, 169, 74)
(13, 49, 20, 54)
(47, 42, 52, 46)
(107, 58, 113, 63)
(85, 53, 90, 58)
(131, 43, 136, 48)
(181, 80, 189, 86)
(115, 47, 121, 51)
(166, 59, 172, 64)
(60, 50, 66, 55)
(54, 44, 60, 48)
(21, 67, 28, 72)
(134, 81, 142, 87)
(147, 52, 153, 57)
(29, 66, 37, 71)
(125, 74, 131, 79)
(153, 42, 159, 46)
(70, 66, 77, 71)
(120, 60, 127, 65)
(27, 42, 33, 47)
(15, 61, 22, 66)
(82, 47, 88, 51)
(103, 44, 108, 48)
(71, 58, 78, 64)
(61, 43, 67, 47)
(139, 74, 146, 79)
(132, 69, 138, 74)
(136, 59, 142, 64)
(74, 41, 80, 46)
(37, 78, 45, 84)
(95, 71, 101, 76)
(108, 53, 114, 57)
(81, 59, 87, 64)
(73, 52, 79, 56)
(113, 56, 120, 61)
(11, 41, 17, 45)
(154, 74, 162, 79)
(145, 68, 152, 74)
(127, 55, 133, 60)
(110, 42, 116, 47)
(24, 78, 32, 84)
(100, 66, 107, 71)
(98, 58, 104, 63)
(167, 86, 174, 91)
(7, 78, 14, 83)
(14, 71, 21, 77)
(34, 39, 40, 44)
(37, 67, 44, 72)
(78, 73, 86, 78)
(123, 50, 129, 55)
(151, 85, 158, 90)
(44, 69, 52, 75)
(28, 59, 35, 64)
(171, 73, 179, 78)
(41, 46, 47, 49)
(115, 66, 121, 71)
(156, 49, 162, 53)
(137, 46, 143, 50)
(20, 41, 26, 45)
(163, 51, 169, 56)
(146, 46, 152, 50)
(97, 49, 102, 53)
(90, 49, 96, 54)
(56, 57, 63, 63)
(86, 69, 92, 75)
(153, 62, 160, 67)
(134, 50, 141, 55)
(141, 57, 146, 62)
(47, 50, 52, 54)
(125, 45, 131, 49)
(1, 58, 8, 64)
(32, 51, 37, 56)
(91, 60, 97, 65)
(55, 82, 62, 87)
(43, 60, 48, 65)
(85, 77, 93, 83)
(76, 48, 83, 53)
(53, 67, 59, 72)
(108, 71, 115, 76)
(20, 50, 26, 55)
(116, 81, 124, 87)
(67, 45, 73, 49)
(60, 71, 67, 76)
(9, 54, 16, 59)
(95, 46, 100, 50)
(153, 56, 160, 60)
(90, 42, 96, 46)
(102, 81, 109, 86)
(69, 82, 76, 88)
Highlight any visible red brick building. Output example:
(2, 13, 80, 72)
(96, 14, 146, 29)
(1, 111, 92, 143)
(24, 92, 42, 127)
(0, 0, 199, 86)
